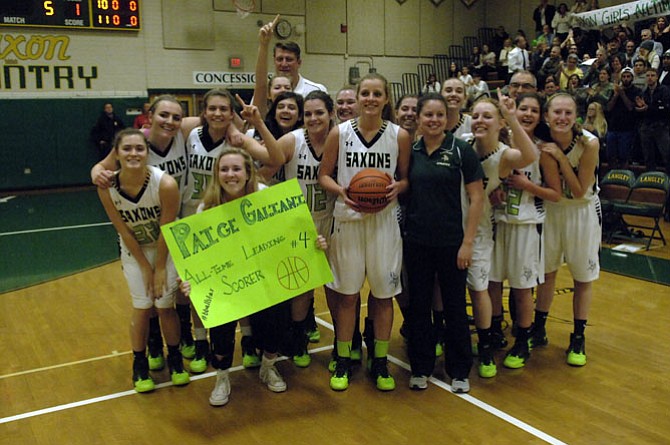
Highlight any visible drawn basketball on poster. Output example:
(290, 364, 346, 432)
(277, 256, 310, 290)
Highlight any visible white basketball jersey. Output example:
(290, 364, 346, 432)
(148, 131, 188, 198)
(496, 139, 545, 224)
(334, 119, 399, 220)
(183, 125, 228, 215)
(109, 165, 164, 251)
(478, 141, 508, 233)
(284, 128, 335, 220)
(452, 113, 473, 139)
(556, 130, 599, 205)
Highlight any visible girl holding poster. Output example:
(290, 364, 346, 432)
(180, 146, 326, 406)
(97, 128, 190, 393)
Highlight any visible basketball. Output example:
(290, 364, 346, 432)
(347, 168, 392, 213)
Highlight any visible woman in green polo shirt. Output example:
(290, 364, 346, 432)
(403, 93, 484, 393)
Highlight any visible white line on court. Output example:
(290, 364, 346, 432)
(0, 222, 112, 237)
(1, 316, 566, 444)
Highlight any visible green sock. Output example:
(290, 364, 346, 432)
(373, 339, 389, 358)
(336, 341, 352, 358)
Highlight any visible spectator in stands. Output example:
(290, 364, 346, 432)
(498, 38, 514, 80)
(542, 77, 559, 98)
(91, 102, 125, 160)
(422, 73, 441, 95)
(606, 67, 639, 169)
(552, 3, 572, 42)
(530, 41, 551, 75)
(635, 67, 670, 173)
(606, 36, 625, 63)
(582, 102, 608, 145)
(508, 35, 531, 80)
(632, 59, 649, 90)
(637, 40, 661, 70)
(582, 47, 610, 87)
(467, 70, 490, 104)
(652, 16, 670, 53)
(448, 62, 460, 79)
(559, 53, 584, 89)
(508, 70, 538, 99)
(659, 50, 670, 87)
(459, 65, 474, 88)
(133, 103, 151, 129)
(634, 29, 664, 63)
(623, 39, 636, 68)
(471, 45, 484, 70)
(537, 24, 555, 47)
(481, 44, 497, 76)
(492, 25, 510, 55)
(609, 54, 624, 84)
(539, 45, 564, 86)
(533, 0, 556, 37)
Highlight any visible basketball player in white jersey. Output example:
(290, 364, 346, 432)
(319, 73, 410, 392)
(97, 128, 190, 392)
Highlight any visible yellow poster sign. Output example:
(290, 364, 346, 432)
(161, 179, 333, 328)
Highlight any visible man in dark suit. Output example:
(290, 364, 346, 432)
(533, 0, 556, 37)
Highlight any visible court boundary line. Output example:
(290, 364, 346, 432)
(1, 317, 566, 444)
(0, 222, 112, 237)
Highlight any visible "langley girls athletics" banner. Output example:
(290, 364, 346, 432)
(572, 0, 670, 30)
(162, 179, 333, 328)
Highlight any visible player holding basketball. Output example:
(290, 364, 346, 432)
(97, 128, 190, 392)
(403, 93, 484, 392)
(533, 93, 600, 367)
(319, 73, 410, 391)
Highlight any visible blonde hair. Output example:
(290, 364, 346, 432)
(584, 102, 608, 137)
(201, 147, 260, 210)
(545, 92, 586, 139)
(471, 97, 511, 146)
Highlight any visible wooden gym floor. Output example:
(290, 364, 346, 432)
(1, 188, 669, 445)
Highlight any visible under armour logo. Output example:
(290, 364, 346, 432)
(345, 141, 354, 147)
(298, 153, 308, 159)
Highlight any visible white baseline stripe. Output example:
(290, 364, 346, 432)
(0, 222, 112, 237)
(1, 316, 566, 444)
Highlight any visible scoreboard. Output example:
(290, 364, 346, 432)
(0, 0, 141, 31)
